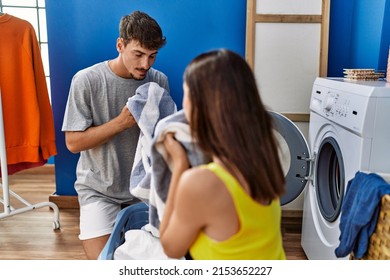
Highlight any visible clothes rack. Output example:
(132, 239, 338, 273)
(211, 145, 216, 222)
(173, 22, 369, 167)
(0, 88, 60, 229)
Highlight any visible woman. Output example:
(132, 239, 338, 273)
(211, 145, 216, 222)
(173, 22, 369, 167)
(159, 49, 286, 260)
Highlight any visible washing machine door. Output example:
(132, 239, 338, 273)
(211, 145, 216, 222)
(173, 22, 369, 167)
(269, 111, 311, 205)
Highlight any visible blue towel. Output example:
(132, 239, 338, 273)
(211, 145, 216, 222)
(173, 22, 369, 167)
(127, 82, 177, 203)
(335, 171, 390, 258)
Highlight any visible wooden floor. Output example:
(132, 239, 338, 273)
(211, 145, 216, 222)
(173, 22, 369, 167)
(0, 165, 307, 260)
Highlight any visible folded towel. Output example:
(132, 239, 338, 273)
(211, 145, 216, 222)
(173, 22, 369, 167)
(127, 82, 177, 203)
(147, 110, 210, 237)
(335, 171, 390, 258)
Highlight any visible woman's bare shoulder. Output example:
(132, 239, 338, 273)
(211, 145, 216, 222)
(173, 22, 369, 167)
(178, 166, 224, 197)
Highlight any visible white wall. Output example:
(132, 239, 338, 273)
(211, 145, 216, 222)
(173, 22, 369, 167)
(253, 0, 323, 210)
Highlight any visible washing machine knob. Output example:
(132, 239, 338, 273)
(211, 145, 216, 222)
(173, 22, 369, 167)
(324, 96, 335, 112)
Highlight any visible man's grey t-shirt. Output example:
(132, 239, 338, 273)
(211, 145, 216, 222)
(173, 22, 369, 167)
(62, 61, 169, 205)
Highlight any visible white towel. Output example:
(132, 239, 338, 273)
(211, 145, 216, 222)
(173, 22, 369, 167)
(113, 229, 172, 260)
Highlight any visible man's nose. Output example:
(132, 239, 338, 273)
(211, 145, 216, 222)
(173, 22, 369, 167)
(141, 56, 151, 69)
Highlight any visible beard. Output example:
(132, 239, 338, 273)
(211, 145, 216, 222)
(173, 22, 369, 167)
(131, 68, 149, 80)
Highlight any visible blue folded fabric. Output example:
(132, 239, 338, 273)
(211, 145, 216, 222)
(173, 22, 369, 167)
(335, 171, 390, 258)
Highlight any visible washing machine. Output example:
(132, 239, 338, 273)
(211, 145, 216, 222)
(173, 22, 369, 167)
(270, 77, 390, 260)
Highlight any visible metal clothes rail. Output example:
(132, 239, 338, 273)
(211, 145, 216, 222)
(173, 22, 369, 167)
(0, 88, 60, 229)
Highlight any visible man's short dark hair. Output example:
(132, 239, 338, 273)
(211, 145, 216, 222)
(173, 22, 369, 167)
(119, 11, 166, 50)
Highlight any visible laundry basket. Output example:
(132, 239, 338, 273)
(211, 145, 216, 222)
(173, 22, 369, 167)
(98, 202, 149, 260)
(350, 194, 390, 260)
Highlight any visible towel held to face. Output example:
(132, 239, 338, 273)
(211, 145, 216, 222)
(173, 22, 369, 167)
(147, 110, 211, 237)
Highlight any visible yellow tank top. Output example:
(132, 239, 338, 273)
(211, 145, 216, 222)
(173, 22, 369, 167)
(189, 162, 286, 260)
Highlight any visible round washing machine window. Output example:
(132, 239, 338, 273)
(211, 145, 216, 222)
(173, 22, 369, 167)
(315, 137, 345, 222)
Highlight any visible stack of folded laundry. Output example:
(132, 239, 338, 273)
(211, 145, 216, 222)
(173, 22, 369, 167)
(343, 68, 385, 81)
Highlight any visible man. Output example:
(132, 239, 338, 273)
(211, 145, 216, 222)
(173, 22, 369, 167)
(62, 11, 169, 259)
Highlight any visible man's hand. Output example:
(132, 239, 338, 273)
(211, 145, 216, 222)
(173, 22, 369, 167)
(116, 105, 137, 131)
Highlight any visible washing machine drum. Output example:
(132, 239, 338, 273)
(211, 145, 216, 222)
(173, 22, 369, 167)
(269, 111, 311, 205)
(315, 137, 345, 222)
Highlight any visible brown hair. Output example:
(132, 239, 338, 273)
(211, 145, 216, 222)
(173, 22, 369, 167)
(119, 11, 166, 50)
(183, 49, 285, 201)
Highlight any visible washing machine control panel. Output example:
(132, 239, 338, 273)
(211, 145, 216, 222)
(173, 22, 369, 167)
(310, 84, 371, 135)
(322, 92, 351, 118)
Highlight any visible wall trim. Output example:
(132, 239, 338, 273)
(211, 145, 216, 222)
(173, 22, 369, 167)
(49, 193, 79, 209)
(282, 209, 303, 218)
(282, 113, 310, 122)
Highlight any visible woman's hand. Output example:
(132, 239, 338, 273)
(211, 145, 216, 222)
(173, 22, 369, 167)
(163, 133, 190, 171)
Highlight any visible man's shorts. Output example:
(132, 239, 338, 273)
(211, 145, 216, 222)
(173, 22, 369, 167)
(78, 199, 122, 240)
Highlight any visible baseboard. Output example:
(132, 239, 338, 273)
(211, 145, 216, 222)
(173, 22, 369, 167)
(282, 209, 303, 218)
(47, 196, 305, 213)
(49, 193, 79, 209)
(281, 210, 303, 232)
(16, 163, 55, 175)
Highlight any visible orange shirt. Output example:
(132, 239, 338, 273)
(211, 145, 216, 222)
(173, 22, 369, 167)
(0, 14, 56, 169)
